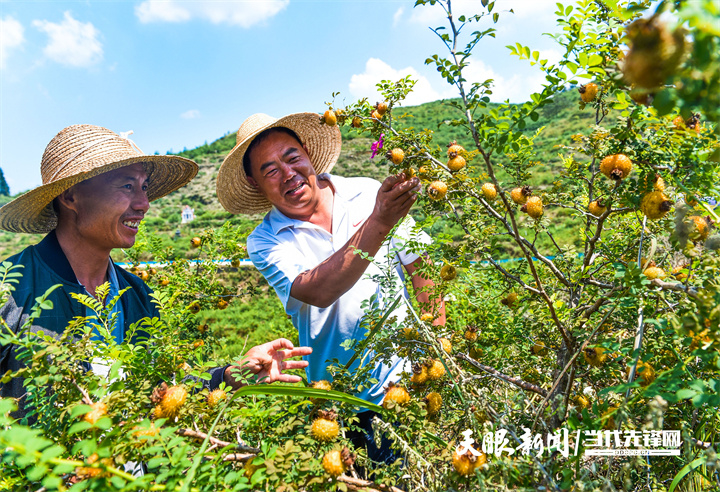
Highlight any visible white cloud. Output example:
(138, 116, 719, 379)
(0, 16, 24, 69)
(393, 7, 404, 27)
(181, 109, 200, 119)
(349, 58, 454, 107)
(33, 12, 103, 67)
(135, 0, 289, 27)
(350, 57, 550, 107)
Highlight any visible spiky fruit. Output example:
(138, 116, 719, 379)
(139, 270, 150, 281)
(387, 148, 405, 165)
(420, 313, 435, 323)
(643, 266, 665, 280)
(640, 191, 672, 220)
(188, 301, 200, 314)
(427, 181, 448, 201)
(375, 101, 388, 116)
(411, 364, 429, 385)
(672, 265, 688, 281)
(673, 115, 686, 129)
(402, 327, 419, 340)
(438, 337, 452, 354)
(311, 410, 340, 442)
(231, 258, 241, 268)
(629, 361, 656, 386)
(452, 449, 486, 476)
(322, 447, 355, 478)
(447, 154, 466, 172)
(309, 379, 333, 404)
(418, 165, 431, 178)
(588, 200, 607, 217)
(600, 154, 632, 180)
(440, 264, 457, 281)
(403, 167, 416, 179)
(425, 392, 442, 415)
(351, 116, 362, 128)
(217, 299, 229, 310)
(464, 325, 478, 342)
(426, 359, 446, 380)
(447, 141, 465, 156)
(579, 83, 598, 103)
(153, 405, 165, 420)
(622, 17, 686, 89)
(322, 449, 345, 477)
(688, 216, 710, 242)
(371, 110, 382, 120)
(191, 237, 202, 248)
(510, 186, 531, 205)
(193, 340, 204, 348)
(83, 402, 107, 425)
(521, 196, 543, 219)
(383, 382, 410, 408)
(583, 347, 607, 367)
(501, 292, 518, 308)
(207, 389, 227, 408)
(159, 277, 170, 286)
(323, 110, 337, 126)
(160, 385, 187, 417)
(198, 323, 209, 334)
(481, 182, 497, 201)
(530, 342, 548, 356)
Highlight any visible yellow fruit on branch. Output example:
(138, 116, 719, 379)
(387, 148, 405, 165)
(375, 101, 388, 116)
(578, 82, 599, 102)
(426, 359, 446, 380)
(411, 363, 429, 385)
(574, 395, 591, 410)
(481, 182, 497, 201)
(311, 410, 340, 442)
(83, 401, 107, 425)
(371, 110, 382, 120)
(216, 299, 229, 310)
(427, 180, 448, 201)
(322, 110, 337, 126)
(464, 325, 478, 342)
(640, 191, 672, 220)
(383, 382, 411, 408)
(190, 237, 202, 248)
(622, 17, 686, 90)
(501, 292, 518, 308)
(510, 186, 532, 205)
(643, 266, 665, 280)
(425, 392, 442, 415)
(447, 141, 465, 156)
(188, 301, 201, 314)
(207, 389, 227, 408)
(583, 347, 607, 367)
(438, 337, 452, 354)
(440, 264, 457, 281)
(452, 449, 486, 476)
(530, 342, 548, 356)
(521, 196, 544, 219)
(628, 361, 656, 386)
(420, 313, 435, 323)
(322, 447, 355, 478)
(599, 154, 633, 180)
(688, 215, 710, 242)
(447, 153, 466, 172)
(160, 385, 188, 418)
(351, 116, 362, 128)
(588, 200, 607, 217)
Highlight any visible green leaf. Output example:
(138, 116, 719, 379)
(236, 385, 383, 413)
(669, 457, 707, 492)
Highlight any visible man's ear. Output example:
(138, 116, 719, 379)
(247, 176, 259, 189)
(55, 186, 80, 214)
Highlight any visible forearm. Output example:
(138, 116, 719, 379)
(290, 215, 393, 308)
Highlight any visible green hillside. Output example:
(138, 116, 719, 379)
(0, 88, 601, 261)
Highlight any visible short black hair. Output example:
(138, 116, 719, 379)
(243, 127, 303, 179)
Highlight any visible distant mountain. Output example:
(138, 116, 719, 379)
(0, 89, 600, 259)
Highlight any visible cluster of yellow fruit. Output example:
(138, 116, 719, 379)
(321, 446, 355, 478)
(510, 186, 544, 219)
(83, 401, 108, 425)
(452, 448, 487, 476)
(410, 359, 447, 385)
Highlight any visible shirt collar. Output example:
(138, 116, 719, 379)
(265, 173, 362, 234)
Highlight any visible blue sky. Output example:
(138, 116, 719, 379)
(1, 0, 561, 194)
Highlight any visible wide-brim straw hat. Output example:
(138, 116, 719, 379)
(217, 112, 341, 215)
(0, 124, 198, 234)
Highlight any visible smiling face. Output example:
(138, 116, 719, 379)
(246, 129, 324, 220)
(60, 162, 150, 253)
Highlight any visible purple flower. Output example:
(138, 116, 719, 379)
(370, 133, 385, 159)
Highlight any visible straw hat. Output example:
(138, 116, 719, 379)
(217, 113, 341, 215)
(0, 124, 198, 234)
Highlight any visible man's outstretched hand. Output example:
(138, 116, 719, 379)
(224, 338, 312, 389)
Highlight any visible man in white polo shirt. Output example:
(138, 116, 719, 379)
(216, 112, 444, 463)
